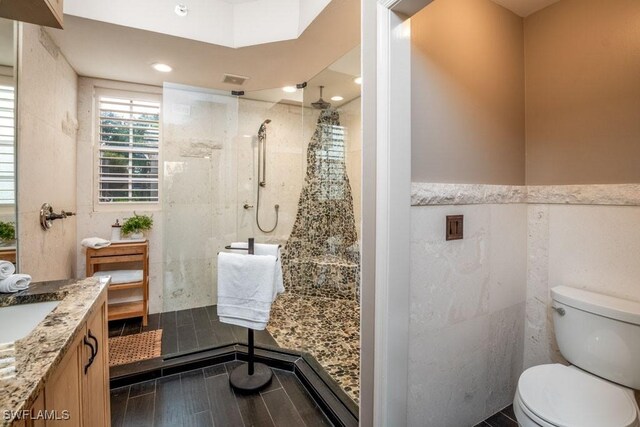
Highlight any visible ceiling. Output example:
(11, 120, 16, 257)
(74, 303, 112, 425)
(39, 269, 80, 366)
(48, 0, 360, 93)
(491, 0, 561, 17)
(243, 45, 361, 108)
(63, 0, 331, 48)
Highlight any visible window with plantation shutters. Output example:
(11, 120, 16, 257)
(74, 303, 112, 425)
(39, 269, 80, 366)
(98, 96, 160, 203)
(0, 84, 15, 205)
(315, 123, 347, 201)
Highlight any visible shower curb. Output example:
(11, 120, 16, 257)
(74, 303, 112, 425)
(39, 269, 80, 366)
(109, 343, 359, 427)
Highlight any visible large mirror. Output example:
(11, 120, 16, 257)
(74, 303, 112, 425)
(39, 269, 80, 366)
(0, 18, 16, 265)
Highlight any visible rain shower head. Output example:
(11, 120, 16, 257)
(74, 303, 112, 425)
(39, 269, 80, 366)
(311, 86, 331, 110)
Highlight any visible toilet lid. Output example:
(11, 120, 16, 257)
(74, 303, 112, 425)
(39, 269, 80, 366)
(518, 364, 638, 427)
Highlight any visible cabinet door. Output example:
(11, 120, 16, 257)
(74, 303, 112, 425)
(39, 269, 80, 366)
(45, 332, 83, 426)
(44, 0, 63, 24)
(26, 392, 45, 427)
(83, 297, 110, 427)
(0, 0, 63, 28)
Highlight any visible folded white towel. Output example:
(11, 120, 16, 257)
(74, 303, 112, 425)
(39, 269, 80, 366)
(81, 237, 111, 249)
(217, 252, 283, 330)
(92, 270, 143, 285)
(229, 242, 284, 295)
(0, 260, 15, 280)
(0, 365, 16, 380)
(0, 342, 15, 353)
(0, 274, 31, 293)
(0, 356, 15, 369)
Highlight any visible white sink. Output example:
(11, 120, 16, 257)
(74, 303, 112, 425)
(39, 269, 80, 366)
(0, 301, 60, 343)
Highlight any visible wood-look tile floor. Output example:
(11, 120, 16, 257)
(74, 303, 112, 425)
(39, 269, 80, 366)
(474, 405, 518, 427)
(108, 305, 279, 356)
(110, 361, 332, 427)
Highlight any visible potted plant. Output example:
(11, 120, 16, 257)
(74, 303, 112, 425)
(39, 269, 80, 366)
(0, 221, 15, 246)
(121, 213, 153, 239)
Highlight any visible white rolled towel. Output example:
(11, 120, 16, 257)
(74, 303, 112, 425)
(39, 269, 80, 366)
(0, 274, 31, 293)
(81, 237, 111, 249)
(0, 260, 15, 280)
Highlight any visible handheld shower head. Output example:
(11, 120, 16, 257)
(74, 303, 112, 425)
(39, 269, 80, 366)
(258, 119, 271, 140)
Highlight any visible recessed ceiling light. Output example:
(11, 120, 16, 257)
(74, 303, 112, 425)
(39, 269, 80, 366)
(175, 4, 188, 16)
(152, 63, 173, 72)
(354, 76, 362, 85)
(331, 96, 344, 102)
(282, 86, 297, 93)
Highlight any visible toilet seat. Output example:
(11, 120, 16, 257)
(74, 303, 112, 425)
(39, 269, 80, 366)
(516, 364, 639, 427)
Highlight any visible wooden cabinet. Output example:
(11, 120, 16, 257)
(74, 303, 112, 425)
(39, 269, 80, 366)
(26, 291, 110, 427)
(26, 393, 45, 427)
(44, 333, 83, 426)
(82, 298, 110, 427)
(0, 0, 63, 29)
(86, 241, 149, 326)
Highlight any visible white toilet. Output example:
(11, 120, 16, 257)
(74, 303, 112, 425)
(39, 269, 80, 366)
(514, 285, 640, 427)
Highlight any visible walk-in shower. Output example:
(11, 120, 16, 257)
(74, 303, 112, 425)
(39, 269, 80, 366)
(160, 45, 362, 404)
(254, 119, 279, 233)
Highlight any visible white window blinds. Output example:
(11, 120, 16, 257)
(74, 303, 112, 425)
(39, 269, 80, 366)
(98, 96, 160, 203)
(316, 123, 347, 200)
(0, 84, 15, 205)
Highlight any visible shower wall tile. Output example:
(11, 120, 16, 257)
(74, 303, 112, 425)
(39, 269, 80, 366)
(164, 204, 216, 262)
(162, 87, 237, 312)
(408, 203, 527, 426)
(163, 160, 215, 206)
(163, 257, 216, 311)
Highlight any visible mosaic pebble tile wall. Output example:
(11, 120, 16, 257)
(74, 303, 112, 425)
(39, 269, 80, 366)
(274, 109, 361, 402)
(282, 109, 360, 301)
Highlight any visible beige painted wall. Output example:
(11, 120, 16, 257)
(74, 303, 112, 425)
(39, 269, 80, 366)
(17, 25, 78, 280)
(524, 0, 640, 184)
(411, 0, 525, 185)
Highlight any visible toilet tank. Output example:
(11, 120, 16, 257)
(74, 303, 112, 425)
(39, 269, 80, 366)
(551, 286, 640, 390)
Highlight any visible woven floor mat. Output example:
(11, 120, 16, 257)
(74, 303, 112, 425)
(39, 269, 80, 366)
(108, 329, 162, 367)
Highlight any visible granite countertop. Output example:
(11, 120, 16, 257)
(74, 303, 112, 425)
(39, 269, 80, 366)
(0, 277, 109, 425)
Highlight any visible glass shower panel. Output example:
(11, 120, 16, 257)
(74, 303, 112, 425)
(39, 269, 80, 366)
(235, 88, 305, 247)
(162, 83, 239, 312)
(284, 82, 360, 301)
(270, 49, 362, 404)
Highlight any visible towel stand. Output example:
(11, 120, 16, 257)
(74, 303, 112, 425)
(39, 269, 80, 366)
(228, 237, 274, 393)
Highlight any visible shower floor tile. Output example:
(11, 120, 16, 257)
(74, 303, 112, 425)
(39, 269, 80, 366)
(268, 293, 360, 403)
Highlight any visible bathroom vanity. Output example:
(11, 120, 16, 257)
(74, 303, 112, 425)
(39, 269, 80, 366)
(0, 277, 110, 426)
